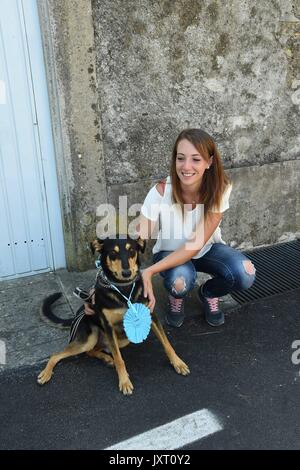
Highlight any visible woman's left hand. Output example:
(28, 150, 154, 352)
(142, 268, 156, 312)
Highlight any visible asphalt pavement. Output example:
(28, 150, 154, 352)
(0, 269, 300, 450)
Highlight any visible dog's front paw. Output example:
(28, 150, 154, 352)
(172, 358, 190, 376)
(119, 377, 134, 395)
(37, 368, 53, 385)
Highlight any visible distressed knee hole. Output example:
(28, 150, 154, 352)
(243, 260, 256, 275)
(172, 276, 187, 294)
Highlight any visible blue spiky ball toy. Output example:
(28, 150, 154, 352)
(123, 302, 151, 344)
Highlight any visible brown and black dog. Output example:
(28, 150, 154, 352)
(37, 236, 190, 395)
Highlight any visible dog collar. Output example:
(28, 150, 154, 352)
(73, 263, 140, 304)
(95, 261, 140, 288)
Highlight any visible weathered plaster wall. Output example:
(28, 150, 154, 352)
(39, 1, 300, 269)
(224, 160, 300, 249)
(93, 0, 300, 252)
(38, 0, 107, 270)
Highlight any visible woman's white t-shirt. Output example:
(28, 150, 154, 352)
(141, 176, 232, 259)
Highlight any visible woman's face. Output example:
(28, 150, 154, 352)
(175, 139, 212, 188)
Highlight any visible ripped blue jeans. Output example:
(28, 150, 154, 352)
(153, 243, 256, 299)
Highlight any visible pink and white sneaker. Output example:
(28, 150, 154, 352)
(166, 294, 185, 328)
(198, 285, 225, 326)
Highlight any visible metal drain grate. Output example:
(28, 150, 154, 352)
(231, 240, 300, 305)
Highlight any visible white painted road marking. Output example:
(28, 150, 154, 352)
(105, 408, 223, 450)
(0, 340, 6, 364)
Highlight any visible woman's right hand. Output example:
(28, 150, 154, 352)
(141, 267, 156, 312)
(84, 303, 95, 315)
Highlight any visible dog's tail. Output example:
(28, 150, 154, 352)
(40, 292, 73, 329)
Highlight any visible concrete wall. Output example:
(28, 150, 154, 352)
(39, 0, 300, 269)
(38, 0, 107, 270)
(93, 0, 300, 249)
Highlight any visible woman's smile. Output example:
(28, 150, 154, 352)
(180, 172, 198, 182)
(176, 139, 209, 187)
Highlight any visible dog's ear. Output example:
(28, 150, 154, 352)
(90, 238, 104, 255)
(136, 237, 146, 253)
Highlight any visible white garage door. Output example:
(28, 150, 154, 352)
(0, 0, 65, 280)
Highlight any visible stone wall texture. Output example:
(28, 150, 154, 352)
(40, 0, 300, 268)
(91, 0, 300, 253)
(38, 0, 107, 270)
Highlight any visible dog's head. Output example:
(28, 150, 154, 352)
(90, 236, 146, 283)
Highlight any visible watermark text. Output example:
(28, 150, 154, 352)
(0, 80, 6, 104)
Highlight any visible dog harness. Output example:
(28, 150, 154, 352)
(71, 258, 151, 344)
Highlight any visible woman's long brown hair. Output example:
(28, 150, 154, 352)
(170, 129, 231, 216)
